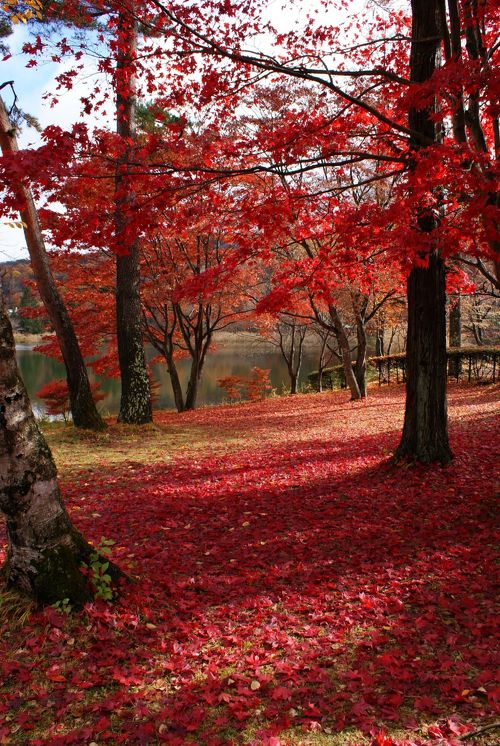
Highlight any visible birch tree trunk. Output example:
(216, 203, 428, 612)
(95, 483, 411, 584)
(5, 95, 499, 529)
(0, 291, 101, 605)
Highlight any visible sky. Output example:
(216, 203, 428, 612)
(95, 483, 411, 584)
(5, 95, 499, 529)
(0, 21, 114, 261)
(1, 23, 56, 262)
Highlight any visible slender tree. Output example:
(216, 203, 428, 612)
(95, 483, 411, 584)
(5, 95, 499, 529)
(259, 317, 309, 395)
(0, 95, 105, 430)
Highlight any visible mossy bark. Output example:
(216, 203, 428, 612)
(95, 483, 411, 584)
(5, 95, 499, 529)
(0, 291, 119, 605)
(114, 5, 153, 425)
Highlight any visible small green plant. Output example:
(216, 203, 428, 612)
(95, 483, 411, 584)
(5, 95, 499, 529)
(52, 597, 72, 615)
(276, 381, 289, 396)
(298, 381, 313, 394)
(81, 537, 115, 601)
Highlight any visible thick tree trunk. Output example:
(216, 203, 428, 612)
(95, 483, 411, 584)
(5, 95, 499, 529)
(0, 292, 100, 604)
(114, 5, 152, 424)
(0, 97, 105, 431)
(116, 249, 152, 424)
(395, 254, 450, 462)
(395, 0, 452, 463)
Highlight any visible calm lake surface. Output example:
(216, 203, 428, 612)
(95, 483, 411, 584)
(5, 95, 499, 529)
(16, 335, 324, 416)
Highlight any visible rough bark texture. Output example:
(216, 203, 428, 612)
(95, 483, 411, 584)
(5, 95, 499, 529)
(114, 5, 152, 424)
(116, 249, 152, 424)
(0, 97, 105, 431)
(0, 292, 95, 605)
(395, 0, 452, 463)
(396, 254, 451, 462)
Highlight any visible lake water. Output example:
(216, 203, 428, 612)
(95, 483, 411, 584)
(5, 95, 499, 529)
(15, 335, 325, 416)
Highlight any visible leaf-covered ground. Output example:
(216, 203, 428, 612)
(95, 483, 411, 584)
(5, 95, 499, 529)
(1, 383, 499, 746)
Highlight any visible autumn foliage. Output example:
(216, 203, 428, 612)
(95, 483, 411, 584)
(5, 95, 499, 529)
(36, 378, 105, 420)
(218, 367, 273, 403)
(1, 384, 499, 744)
(0, 0, 499, 741)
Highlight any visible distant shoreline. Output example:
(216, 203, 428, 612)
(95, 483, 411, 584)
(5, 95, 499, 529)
(14, 331, 44, 347)
(13, 329, 323, 354)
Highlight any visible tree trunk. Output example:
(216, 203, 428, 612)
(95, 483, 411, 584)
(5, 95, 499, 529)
(395, 0, 452, 463)
(287, 339, 303, 394)
(396, 254, 451, 462)
(163, 341, 185, 413)
(0, 97, 105, 431)
(471, 321, 483, 346)
(289, 370, 299, 394)
(329, 305, 361, 400)
(375, 326, 384, 357)
(185, 354, 201, 410)
(354, 312, 367, 398)
(0, 291, 103, 605)
(114, 4, 152, 425)
(316, 337, 328, 392)
(116, 249, 152, 424)
(448, 293, 462, 378)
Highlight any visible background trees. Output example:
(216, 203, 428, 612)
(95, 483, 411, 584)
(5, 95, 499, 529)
(142, 0, 497, 460)
(141, 192, 255, 412)
(2, 0, 498, 440)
